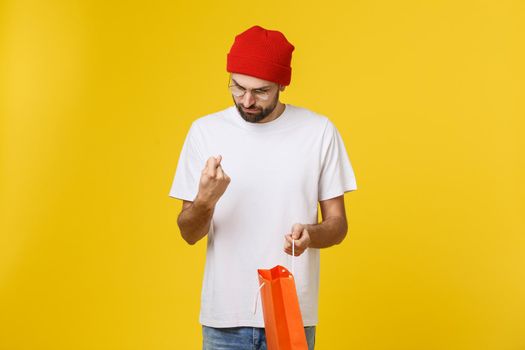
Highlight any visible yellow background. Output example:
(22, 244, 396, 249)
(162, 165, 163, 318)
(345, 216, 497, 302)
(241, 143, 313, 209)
(1, 0, 524, 349)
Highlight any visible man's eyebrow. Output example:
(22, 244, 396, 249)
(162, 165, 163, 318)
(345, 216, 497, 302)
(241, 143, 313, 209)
(231, 79, 272, 90)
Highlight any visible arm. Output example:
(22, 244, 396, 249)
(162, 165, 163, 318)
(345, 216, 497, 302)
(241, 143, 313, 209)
(177, 198, 214, 245)
(177, 155, 230, 245)
(284, 195, 348, 255)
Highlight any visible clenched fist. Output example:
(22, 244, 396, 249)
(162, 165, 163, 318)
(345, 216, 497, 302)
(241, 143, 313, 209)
(195, 155, 231, 207)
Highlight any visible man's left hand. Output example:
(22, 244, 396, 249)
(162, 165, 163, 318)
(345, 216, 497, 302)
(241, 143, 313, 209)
(284, 223, 311, 256)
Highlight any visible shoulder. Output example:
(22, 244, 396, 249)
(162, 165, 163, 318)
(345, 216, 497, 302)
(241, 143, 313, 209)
(191, 106, 237, 129)
(287, 104, 334, 132)
(182, 106, 236, 141)
(288, 106, 348, 149)
(288, 104, 328, 123)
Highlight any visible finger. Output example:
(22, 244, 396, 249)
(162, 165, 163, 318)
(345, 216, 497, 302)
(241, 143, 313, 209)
(284, 246, 298, 255)
(292, 231, 303, 241)
(216, 155, 222, 164)
(285, 247, 303, 256)
(285, 240, 302, 254)
(216, 165, 225, 179)
(205, 157, 218, 177)
(291, 225, 303, 240)
(218, 164, 229, 178)
(296, 234, 308, 246)
(284, 234, 293, 242)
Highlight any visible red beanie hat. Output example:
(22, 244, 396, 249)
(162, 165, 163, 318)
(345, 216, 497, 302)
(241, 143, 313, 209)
(227, 25, 295, 86)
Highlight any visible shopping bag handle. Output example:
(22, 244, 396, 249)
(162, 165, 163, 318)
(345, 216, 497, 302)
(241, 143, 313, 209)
(253, 281, 265, 315)
(291, 238, 295, 276)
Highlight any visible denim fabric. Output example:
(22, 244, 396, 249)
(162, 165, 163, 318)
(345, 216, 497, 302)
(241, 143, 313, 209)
(202, 325, 316, 350)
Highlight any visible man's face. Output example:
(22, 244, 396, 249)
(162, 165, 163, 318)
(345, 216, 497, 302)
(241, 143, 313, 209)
(230, 73, 282, 123)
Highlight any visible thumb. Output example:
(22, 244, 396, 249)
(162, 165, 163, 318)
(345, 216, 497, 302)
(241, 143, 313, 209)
(291, 223, 303, 240)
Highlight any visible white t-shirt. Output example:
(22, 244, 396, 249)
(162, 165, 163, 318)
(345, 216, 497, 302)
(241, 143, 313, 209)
(169, 104, 357, 327)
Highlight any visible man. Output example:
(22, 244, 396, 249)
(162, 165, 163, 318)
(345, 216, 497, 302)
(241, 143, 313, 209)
(169, 25, 357, 350)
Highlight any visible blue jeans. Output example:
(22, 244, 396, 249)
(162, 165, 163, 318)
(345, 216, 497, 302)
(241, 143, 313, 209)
(202, 325, 316, 350)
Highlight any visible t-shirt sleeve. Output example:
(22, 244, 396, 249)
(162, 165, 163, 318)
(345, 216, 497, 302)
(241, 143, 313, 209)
(318, 119, 358, 201)
(168, 122, 205, 201)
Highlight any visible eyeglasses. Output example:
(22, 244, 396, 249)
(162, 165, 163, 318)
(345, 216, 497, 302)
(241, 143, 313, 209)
(228, 80, 274, 101)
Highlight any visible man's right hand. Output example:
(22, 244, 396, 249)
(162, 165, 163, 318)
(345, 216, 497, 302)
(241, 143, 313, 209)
(195, 155, 231, 208)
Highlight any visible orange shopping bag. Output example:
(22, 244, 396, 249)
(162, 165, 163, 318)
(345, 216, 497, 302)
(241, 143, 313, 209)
(257, 264, 308, 350)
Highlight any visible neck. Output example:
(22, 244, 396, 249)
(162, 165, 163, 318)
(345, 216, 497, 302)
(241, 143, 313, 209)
(258, 101, 285, 123)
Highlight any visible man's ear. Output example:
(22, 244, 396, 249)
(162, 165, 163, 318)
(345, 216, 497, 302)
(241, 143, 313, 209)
(279, 85, 286, 92)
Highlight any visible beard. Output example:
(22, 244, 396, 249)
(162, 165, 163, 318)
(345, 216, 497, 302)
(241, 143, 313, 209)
(233, 92, 280, 123)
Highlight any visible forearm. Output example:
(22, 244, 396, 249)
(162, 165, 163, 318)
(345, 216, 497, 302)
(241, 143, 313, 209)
(177, 198, 214, 245)
(306, 216, 348, 249)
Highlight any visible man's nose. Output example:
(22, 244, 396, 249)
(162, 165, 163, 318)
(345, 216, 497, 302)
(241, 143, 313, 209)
(241, 91, 255, 107)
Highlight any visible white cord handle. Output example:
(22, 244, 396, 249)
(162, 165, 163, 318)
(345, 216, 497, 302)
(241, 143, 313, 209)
(291, 239, 295, 276)
(253, 281, 265, 315)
